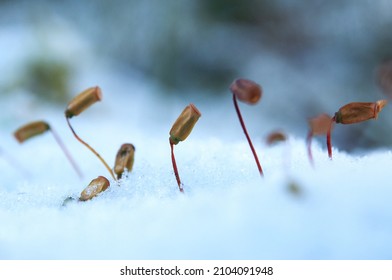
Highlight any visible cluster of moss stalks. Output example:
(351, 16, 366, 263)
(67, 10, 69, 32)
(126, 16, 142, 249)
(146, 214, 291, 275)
(7, 60, 392, 202)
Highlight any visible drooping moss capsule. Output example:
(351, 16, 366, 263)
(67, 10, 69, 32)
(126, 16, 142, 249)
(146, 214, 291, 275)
(327, 100, 387, 160)
(14, 121, 50, 143)
(230, 78, 262, 105)
(230, 78, 264, 176)
(334, 100, 388, 124)
(114, 143, 135, 179)
(65, 86, 102, 118)
(169, 104, 201, 145)
(79, 176, 110, 201)
(13, 120, 83, 178)
(65, 87, 116, 181)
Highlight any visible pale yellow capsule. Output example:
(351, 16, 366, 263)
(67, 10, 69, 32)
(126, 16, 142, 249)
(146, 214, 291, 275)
(169, 104, 201, 145)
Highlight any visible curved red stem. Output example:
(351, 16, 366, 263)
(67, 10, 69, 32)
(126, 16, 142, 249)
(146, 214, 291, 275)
(233, 94, 264, 176)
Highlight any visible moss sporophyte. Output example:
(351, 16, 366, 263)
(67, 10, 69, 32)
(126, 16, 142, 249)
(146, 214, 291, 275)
(14, 120, 83, 178)
(230, 78, 264, 176)
(327, 100, 387, 159)
(79, 176, 110, 201)
(169, 104, 201, 192)
(114, 143, 135, 180)
(65, 86, 116, 181)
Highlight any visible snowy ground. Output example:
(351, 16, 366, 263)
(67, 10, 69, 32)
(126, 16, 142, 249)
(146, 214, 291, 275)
(1, 7, 392, 259)
(1, 77, 392, 260)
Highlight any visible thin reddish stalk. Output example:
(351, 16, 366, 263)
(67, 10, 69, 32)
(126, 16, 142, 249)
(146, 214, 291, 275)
(233, 94, 264, 176)
(306, 131, 314, 166)
(326, 117, 335, 159)
(50, 127, 83, 179)
(66, 117, 116, 181)
(0, 146, 30, 177)
(170, 140, 184, 193)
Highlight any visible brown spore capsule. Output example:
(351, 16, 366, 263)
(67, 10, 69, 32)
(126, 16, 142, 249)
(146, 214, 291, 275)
(266, 131, 287, 146)
(230, 78, 262, 105)
(334, 100, 387, 124)
(79, 176, 110, 201)
(65, 86, 102, 118)
(114, 143, 135, 179)
(14, 121, 50, 143)
(169, 103, 201, 145)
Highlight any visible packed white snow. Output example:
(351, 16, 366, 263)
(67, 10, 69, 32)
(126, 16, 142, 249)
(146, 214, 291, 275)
(1, 84, 392, 260)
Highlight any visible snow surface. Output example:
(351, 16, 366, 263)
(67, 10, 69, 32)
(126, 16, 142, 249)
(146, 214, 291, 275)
(1, 11, 392, 260)
(1, 81, 392, 260)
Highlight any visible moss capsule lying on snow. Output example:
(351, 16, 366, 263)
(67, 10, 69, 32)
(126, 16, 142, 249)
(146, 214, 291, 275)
(79, 176, 110, 201)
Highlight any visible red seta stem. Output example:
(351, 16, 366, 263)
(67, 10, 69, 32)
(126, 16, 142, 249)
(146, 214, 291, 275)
(233, 94, 264, 176)
(66, 117, 116, 181)
(327, 116, 335, 159)
(50, 127, 83, 179)
(170, 140, 184, 193)
(306, 131, 314, 166)
(0, 146, 31, 177)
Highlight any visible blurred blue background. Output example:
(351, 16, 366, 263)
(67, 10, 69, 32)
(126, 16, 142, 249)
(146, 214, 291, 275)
(1, 0, 392, 152)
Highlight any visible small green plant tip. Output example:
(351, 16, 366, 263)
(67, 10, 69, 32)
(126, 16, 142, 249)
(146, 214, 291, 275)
(230, 78, 262, 105)
(334, 99, 388, 124)
(114, 143, 135, 180)
(169, 103, 201, 145)
(79, 176, 110, 201)
(65, 86, 102, 118)
(14, 121, 50, 143)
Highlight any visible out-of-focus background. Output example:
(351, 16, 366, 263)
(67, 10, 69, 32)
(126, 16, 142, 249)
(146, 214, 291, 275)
(1, 0, 392, 152)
